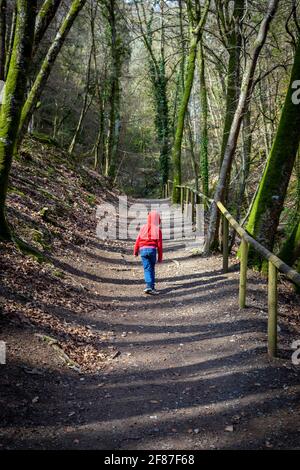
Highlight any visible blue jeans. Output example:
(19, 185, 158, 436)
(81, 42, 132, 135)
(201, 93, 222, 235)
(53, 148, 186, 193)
(140, 248, 157, 289)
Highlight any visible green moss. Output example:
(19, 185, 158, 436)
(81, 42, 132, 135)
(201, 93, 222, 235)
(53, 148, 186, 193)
(172, 39, 198, 203)
(13, 234, 49, 263)
(38, 206, 49, 220)
(52, 269, 65, 278)
(30, 131, 59, 147)
(8, 186, 25, 196)
(17, 0, 87, 147)
(198, 42, 209, 197)
(279, 218, 300, 265)
(246, 38, 300, 269)
(31, 229, 51, 250)
(86, 193, 97, 206)
(0, 0, 37, 240)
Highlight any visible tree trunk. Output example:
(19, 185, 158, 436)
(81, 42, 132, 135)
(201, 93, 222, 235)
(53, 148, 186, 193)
(198, 40, 209, 197)
(246, 37, 300, 268)
(279, 218, 300, 293)
(229, 107, 252, 249)
(186, 112, 199, 192)
(172, 0, 210, 203)
(279, 219, 300, 268)
(17, 0, 87, 148)
(105, 77, 121, 180)
(133, 0, 170, 187)
(90, 1, 105, 172)
(4, 0, 15, 80)
(172, 37, 197, 202)
(105, 0, 122, 182)
(210, 0, 245, 248)
(0, 0, 6, 81)
(94, 99, 105, 172)
(68, 39, 93, 155)
(33, 0, 62, 55)
(0, 0, 37, 240)
(220, 0, 245, 167)
(204, 0, 279, 253)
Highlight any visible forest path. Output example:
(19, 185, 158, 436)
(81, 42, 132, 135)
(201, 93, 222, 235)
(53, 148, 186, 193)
(49, 197, 300, 450)
(6, 199, 300, 450)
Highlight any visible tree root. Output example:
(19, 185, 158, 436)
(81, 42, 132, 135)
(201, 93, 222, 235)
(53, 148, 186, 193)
(35, 334, 81, 372)
(13, 234, 50, 263)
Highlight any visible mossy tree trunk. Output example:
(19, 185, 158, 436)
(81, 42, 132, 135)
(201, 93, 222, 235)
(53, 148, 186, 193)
(0, 0, 37, 241)
(229, 108, 252, 249)
(218, 0, 245, 166)
(155, 62, 170, 186)
(198, 41, 209, 197)
(186, 112, 199, 192)
(172, 0, 211, 203)
(105, 38, 120, 179)
(134, 0, 170, 188)
(0, 0, 6, 81)
(279, 218, 300, 293)
(172, 37, 197, 202)
(104, 0, 126, 182)
(105, 72, 121, 181)
(246, 37, 300, 268)
(4, 4, 16, 80)
(33, 0, 62, 55)
(279, 219, 300, 268)
(17, 0, 87, 148)
(90, 1, 106, 173)
(204, 0, 279, 253)
(209, 0, 245, 248)
(68, 38, 93, 155)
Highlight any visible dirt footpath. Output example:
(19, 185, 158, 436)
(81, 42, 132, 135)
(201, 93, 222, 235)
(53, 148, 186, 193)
(1, 201, 300, 450)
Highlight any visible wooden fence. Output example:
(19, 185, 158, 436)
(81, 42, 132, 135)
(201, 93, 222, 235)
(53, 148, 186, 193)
(164, 181, 300, 358)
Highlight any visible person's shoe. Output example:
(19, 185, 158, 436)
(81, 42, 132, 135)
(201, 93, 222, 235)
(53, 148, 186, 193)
(149, 289, 159, 295)
(144, 288, 152, 295)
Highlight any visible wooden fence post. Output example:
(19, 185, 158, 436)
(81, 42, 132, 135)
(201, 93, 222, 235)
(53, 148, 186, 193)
(223, 215, 229, 273)
(191, 191, 195, 224)
(239, 238, 249, 308)
(185, 188, 190, 218)
(268, 261, 278, 358)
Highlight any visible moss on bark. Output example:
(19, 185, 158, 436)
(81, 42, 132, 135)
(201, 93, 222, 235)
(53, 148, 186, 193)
(172, 38, 197, 202)
(0, 0, 6, 80)
(198, 41, 209, 197)
(0, 0, 37, 240)
(279, 219, 300, 267)
(246, 38, 300, 268)
(33, 0, 62, 54)
(17, 0, 87, 147)
(171, 0, 210, 203)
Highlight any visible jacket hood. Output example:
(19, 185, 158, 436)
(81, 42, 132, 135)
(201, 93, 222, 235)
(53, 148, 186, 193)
(147, 211, 161, 227)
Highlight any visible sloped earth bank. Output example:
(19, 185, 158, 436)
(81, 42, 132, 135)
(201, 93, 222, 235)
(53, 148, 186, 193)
(1, 195, 300, 449)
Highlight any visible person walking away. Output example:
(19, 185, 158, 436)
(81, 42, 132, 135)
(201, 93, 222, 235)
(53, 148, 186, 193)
(134, 211, 163, 295)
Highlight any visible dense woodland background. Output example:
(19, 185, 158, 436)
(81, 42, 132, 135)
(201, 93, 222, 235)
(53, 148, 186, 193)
(0, 0, 300, 278)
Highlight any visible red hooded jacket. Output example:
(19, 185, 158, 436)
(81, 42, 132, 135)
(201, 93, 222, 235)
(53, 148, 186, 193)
(134, 211, 163, 262)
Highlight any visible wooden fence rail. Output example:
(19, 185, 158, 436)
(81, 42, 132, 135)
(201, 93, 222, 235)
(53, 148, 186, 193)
(163, 180, 300, 358)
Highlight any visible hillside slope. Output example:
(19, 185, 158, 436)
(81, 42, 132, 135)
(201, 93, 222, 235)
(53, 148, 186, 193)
(0, 136, 121, 373)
